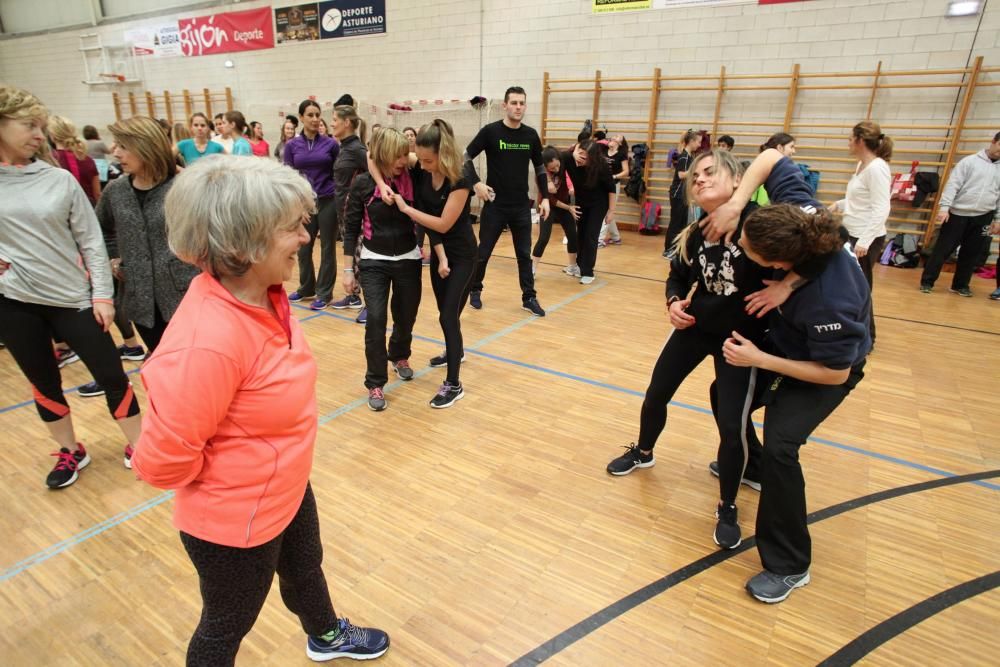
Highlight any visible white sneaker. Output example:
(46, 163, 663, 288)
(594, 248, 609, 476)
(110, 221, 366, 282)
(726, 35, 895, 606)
(562, 236, 568, 245)
(579, 275, 595, 285)
(562, 264, 580, 277)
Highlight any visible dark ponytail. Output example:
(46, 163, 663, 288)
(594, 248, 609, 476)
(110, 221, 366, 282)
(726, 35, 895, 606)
(743, 204, 842, 266)
(852, 121, 893, 161)
(760, 132, 795, 153)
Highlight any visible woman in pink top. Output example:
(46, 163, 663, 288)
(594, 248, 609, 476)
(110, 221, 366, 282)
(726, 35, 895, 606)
(131, 155, 389, 665)
(248, 120, 270, 158)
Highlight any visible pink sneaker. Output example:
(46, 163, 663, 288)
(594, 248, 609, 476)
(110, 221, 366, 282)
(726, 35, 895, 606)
(124, 444, 134, 469)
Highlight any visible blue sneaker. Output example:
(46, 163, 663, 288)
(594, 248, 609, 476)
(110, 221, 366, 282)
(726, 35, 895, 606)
(470, 291, 482, 309)
(309, 298, 330, 311)
(355, 307, 367, 324)
(289, 291, 314, 302)
(331, 294, 363, 310)
(991, 288, 1000, 301)
(306, 617, 389, 662)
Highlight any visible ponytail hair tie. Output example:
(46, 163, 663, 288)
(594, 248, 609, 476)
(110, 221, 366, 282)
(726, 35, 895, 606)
(878, 133, 885, 140)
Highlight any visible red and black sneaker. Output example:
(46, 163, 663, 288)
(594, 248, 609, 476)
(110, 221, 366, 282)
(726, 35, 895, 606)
(123, 444, 134, 470)
(46, 444, 90, 489)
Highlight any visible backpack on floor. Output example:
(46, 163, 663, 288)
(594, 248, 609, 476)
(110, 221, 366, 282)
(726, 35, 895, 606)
(639, 201, 662, 234)
(624, 143, 648, 202)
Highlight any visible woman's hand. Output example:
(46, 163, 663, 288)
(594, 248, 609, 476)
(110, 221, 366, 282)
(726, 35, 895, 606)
(668, 298, 695, 329)
(93, 302, 115, 332)
(569, 205, 581, 222)
(437, 260, 451, 279)
(745, 279, 791, 318)
(379, 183, 396, 205)
(110, 258, 124, 280)
(341, 270, 357, 295)
(539, 198, 550, 221)
(700, 199, 743, 244)
(390, 193, 409, 213)
(722, 330, 764, 367)
(0, 259, 9, 276)
(854, 243, 869, 259)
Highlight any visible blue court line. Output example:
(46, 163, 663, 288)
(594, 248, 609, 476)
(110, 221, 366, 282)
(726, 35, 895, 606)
(0, 367, 142, 416)
(0, 490, 174, 582)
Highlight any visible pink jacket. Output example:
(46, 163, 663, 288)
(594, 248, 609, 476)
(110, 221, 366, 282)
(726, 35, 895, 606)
(132, 273, 318, 547)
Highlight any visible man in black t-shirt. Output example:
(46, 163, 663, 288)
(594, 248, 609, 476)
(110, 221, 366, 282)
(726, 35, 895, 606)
(463, 86, 550, 317)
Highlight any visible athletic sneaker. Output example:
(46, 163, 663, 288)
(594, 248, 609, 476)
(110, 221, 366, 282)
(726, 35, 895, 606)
(309, 298, 330, 311)
(919, 284, 933, 294)
(991, 288, 1000, 300)
(607, 237, 623, 245)
(579, 276, 595, 285)
(714, 503, 741, 549)
(77, 381, 106, 397)
(606, 443, 655, 476)
(331, 294, 363, 310)
(746, 569, 810, 604)
(430, 351, 465, 367)
(949, 287, 973, 297)
(367, 387, 386, 412)
(124, 444, 134, 470)
(597, 239, 608, 248)
(470, 291, 482, 309)
(563, 264, 581, 277)
(562, 236, 568, 245)
(708, 460, 761, 492)
(55, 348, 79, 368)
(522, 298, 545, 317)
(429, 382, 464, 409)
(392, 359, 414, 381)
(306, 617, 390, 662)
(118, 344, 146, 361)
(46, 444, 90, 489)
(355, 307, 368, 324)
(289, 291, 314, 302)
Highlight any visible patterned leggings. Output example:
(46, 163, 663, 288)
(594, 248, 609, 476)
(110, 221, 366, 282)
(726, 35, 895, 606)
(180, 484, 338, 667)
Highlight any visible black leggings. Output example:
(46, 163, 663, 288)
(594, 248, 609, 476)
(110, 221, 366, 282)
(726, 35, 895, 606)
(112, 276, 135, 341)
(0, 295, 139, 423)
(134, 305, 169, 355)
(575, 200, 609, 278)
(665, 194, 688, 251)
(638, 326, 760, 505)
(357, 258, 422, 389)
(848, 235, 885, 342)
(430, 253, 477, 385)
(532, 207, 578, 257)
(180, 484, 338, 667)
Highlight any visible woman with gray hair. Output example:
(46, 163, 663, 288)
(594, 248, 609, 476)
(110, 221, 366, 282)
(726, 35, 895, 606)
(131, 155, 390, 665)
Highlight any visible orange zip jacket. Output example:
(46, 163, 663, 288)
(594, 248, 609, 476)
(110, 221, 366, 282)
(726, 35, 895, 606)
(132, 273, 318, 547)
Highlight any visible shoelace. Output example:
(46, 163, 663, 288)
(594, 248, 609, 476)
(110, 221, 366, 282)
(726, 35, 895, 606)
(436, 383, 454, 397)
(396, 360, 410, 370)
(340, 619, 370, 646)
(50, 449, 78, 472)
(370, 388, 384, 400)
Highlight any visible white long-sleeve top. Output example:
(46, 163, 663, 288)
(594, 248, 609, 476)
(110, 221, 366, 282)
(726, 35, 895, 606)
(939, 149, 1000, 222)
(834, 157, 891, 251)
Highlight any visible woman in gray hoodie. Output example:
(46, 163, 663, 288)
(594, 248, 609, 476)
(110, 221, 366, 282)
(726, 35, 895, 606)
(0, 86, 142, 489)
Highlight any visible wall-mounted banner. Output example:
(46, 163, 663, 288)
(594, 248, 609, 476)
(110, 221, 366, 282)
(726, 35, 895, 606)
(592, 0, 652, 12)
(275, 4, 321, 44)
(124, 24, 183, 58)
(318, 0, 387, 39)
(593, 0, 755, 11)
(179, 7, 275, 57)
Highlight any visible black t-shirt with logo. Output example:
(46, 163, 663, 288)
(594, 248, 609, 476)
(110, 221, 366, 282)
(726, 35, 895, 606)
(464, 120, 545, 209)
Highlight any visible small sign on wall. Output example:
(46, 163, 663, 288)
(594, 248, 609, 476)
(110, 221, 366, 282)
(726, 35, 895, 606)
(275, 4, 321, 43)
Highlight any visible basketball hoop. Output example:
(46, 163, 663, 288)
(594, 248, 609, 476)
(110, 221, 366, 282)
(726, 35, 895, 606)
(99, 73, 127, 83)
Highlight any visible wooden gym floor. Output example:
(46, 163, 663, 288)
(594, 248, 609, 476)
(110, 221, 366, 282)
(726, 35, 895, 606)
(1, 229, 998, 666)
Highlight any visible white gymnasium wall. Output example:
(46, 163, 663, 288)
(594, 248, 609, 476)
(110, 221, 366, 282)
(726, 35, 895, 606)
(0, 0, 998, 145)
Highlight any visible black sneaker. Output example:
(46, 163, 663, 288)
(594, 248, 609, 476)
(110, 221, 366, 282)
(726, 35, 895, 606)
(470, 291, 482, 309)
(306, 617, 390, 662)
(118, 344, 146, 361)
(55, 348, 79, 368)
(429, 350, 465, 367)
(746, 569, 810, 604)
(606, 443, 655, 476)
(949, 287, 973, 297)
(46, 445, 90, 489)
(392, 359, 414, 381)
(77, 382, 106, 397)
(429, 382, 464, 409)
(522, 298, 545, 317)
(919, 284, 933, 294)
(714, 503, 741, 549)
(708, 460, 761, 491)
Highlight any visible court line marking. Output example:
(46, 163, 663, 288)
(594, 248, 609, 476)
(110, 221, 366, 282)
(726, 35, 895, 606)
(510, 469, 1000, 666)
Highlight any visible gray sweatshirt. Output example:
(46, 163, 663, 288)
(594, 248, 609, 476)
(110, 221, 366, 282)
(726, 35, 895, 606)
(939, 149, 1000, 222)
(0, 160, 113, 308)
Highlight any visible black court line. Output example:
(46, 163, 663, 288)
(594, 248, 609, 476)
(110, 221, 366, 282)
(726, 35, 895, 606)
(509, 468, 1000, 666)
(817, 570, 1000, 666)
(494, 254, 1000, 336)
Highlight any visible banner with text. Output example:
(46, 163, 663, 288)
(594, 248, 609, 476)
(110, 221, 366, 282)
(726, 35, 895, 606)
(179, 7, 275, 57)
(318, 0, 387, 39)
(124, 23, 183, 58)
(593, 0, 754, 11)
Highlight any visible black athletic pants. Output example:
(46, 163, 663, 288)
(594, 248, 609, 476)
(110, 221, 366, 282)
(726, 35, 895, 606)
(920, 212, 993, 291)
(532, 207, 578, 257)
(135, 305, 169, 355)
(180, 484, 337, 667)
(576, 200, 609, 279)
(638, 327, 761, 505)
(0, 295, 139, 422)
(471, 203, 536, 301)
(112, 276, 136, 342)
(665, 193, 688, 251)
(297, 195, 338, 302)
(750, 364, 865, 575)
(357, 258, 422, 389)
(430, 253, 477, 386)
(848, 234, 885, 342)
